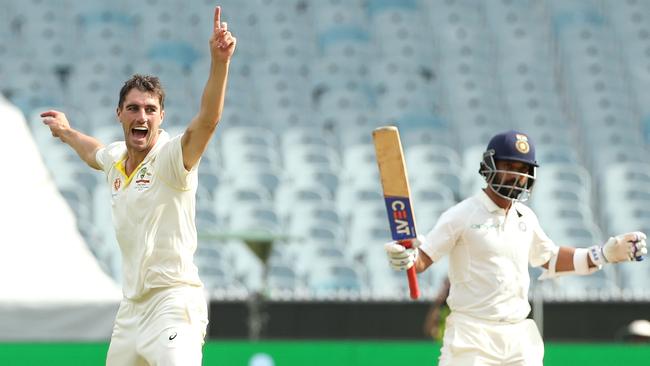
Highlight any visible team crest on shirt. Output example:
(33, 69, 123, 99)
(112, 177, 121, 192)
(519, 222, 527, 231)
(134, 166, 153, 192)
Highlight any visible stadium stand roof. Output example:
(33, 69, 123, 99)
(0, 96, 121, 340)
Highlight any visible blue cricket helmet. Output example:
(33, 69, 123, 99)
(486, 130, 538, 167)
(479, 130, 538, 202)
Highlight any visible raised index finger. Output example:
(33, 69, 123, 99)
(214, 6, 221, 30)
(40, 110, 59, 118)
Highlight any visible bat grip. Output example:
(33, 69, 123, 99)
(633, 236, 644, 261)
(407, 266, 419, 299)
(401, 239, 420, 299)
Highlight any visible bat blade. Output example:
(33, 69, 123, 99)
(373, 126, 420, 299)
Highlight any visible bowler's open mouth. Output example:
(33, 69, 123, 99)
(132, 126, 149, 139)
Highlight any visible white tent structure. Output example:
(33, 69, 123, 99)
(0, 96, 121, 340)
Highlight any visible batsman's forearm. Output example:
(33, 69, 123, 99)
(60, 128, 103, 169)
(415, 249, 433, 273)
(556, 246, 598, 272)
(196, 60, 230, 128)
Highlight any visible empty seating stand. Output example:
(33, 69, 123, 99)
(5, 0, 650, 300)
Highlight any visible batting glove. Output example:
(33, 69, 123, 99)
(384, 235, 423, 271)
(588, 231, 647, 266)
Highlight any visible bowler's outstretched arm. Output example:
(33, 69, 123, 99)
(41, 109, 103, 170)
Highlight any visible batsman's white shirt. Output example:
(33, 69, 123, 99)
(96, 130, 203, 300)
(420, 190, 557, 323)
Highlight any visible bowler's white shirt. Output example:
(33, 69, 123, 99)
(96, 130, 202, 300)
(420, 190, 558, 323)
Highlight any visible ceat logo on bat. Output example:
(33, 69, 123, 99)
(384, 196, 417, 241)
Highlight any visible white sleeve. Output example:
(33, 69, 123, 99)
(95, 142, 125, 174)
(156, 134, 199, 190)
(420, 208, 464, 262)
(95, 147, 107, 171)
(528, 211, 559, 267)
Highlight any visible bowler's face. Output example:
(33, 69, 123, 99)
(117, 89, 164, 153)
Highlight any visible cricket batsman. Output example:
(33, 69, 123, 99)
(385, 130, 647, 365)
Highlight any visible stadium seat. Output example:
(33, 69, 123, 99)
(220, 145, 282, 173)
(228, 203, 281, 234)
(222, 168, 282, 197)
(286, 220, 346, 248)
(281, 126, 334, 149)
(267, 264, 301, 293)
(284, 202, 341, 233)
(282, 144, 341, 173)
(534, 162, 592, 196)
(406, 144, 462, 171)
(317, 24, 370, 55)
(618, 261, 650, 295)
(311, 57, 369, 96)
(347, 200, 386, 234)
(284, 167, 339, 197)
(221, 125, 277, 150)
(536, 144, 581, 164)
(337, 183, 384, 221)
(306, 261, 364, 297)
(274, 182, 334, 220)
(341, 144, 376, 173)
(347, 220, 391, 258)
(315, 82, 374, 115)
(213, 183, 273, 223)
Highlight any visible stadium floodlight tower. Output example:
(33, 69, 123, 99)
(199, 228, 291, 340)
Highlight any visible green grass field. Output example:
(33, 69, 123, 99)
(1, 341, 649, 366)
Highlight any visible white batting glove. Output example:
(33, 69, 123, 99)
(588, 232, 647, 266)
(384, 236, 423, 271)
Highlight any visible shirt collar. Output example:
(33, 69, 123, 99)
(476, 189, 505, 214)
(146, 129, 169, 161)
(124, 129, 169, 163)
(114, 129, 169, 181)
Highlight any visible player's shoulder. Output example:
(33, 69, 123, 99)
(154, 130, 181, 153)
(451, 194, 482, 214)
(438, 195, 481, 222)
(102, 141, 127, 162)
(161, 128, 183, 144)
(151, 132, 184, 167)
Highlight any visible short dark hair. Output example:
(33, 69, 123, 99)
(117, 74, 165, 110)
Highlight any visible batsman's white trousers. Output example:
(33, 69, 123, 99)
(106, 286, 208, 366)
(438, 312, 544, 366)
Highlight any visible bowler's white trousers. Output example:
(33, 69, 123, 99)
(106, 286, 208, 366)
(438, 312, 544, 366)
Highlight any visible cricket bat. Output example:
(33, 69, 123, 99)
(372, 126, 420, 299)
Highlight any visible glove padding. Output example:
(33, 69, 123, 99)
(589, 231, 647, 266)
(384, 236, 423, 271)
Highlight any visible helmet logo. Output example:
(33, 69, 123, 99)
(514, 134, 530, 153)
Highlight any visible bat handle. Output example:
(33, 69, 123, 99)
(407, 266, 420, 299)
(401, 239, 420, 299)
(633, 236, 644, 261)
